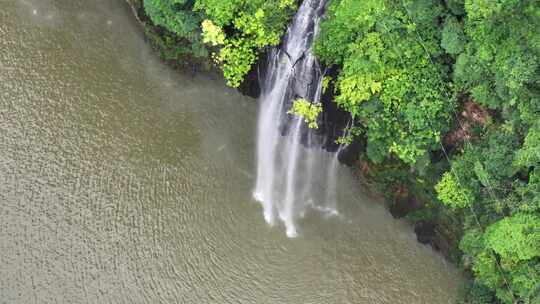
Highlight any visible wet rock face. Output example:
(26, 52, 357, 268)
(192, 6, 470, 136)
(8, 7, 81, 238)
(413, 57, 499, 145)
(337, 141, 362, 165)
(238, 59, 263, 99)
(319, 66, 351, 153)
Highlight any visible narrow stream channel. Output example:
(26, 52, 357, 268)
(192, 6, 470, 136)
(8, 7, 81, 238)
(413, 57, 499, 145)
(0, 1, 461, 303)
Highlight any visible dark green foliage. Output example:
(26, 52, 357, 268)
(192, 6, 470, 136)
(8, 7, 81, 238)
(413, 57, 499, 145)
(455, 0, 540, 123)
(441, 16, 465, 55)
(442, 3, 540, 300)
(435, 127, 540, 303)
(144, 0, 200, 36)
(143, 24, 207, 61)
(463, 281, 496, 304)
(458, 213, 540, 302)
(446, 0, 465, 16)
(317, 0, 540, 302)
(194, 0, 296, 86)
(143, 0, 207, 59)
(316, 0, 455, 165)
(314, 0, 372, 65)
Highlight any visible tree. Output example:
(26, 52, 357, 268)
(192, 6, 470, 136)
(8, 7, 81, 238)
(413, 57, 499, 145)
(455, 0, 540, 123)
(435, 171, 473, 209)
(288, 99, 323, 129)
(195, 0, 296, 87)
(441, 16, 465, 56)
(316, 0, 454, 164)
(485, 213, 540, 263)
(143, 0, 207, 58)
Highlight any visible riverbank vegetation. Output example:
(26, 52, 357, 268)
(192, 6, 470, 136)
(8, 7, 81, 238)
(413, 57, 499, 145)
(136, 0, 539, 302)
(141, 0, 296, 86)
(315, 1, 539, 302)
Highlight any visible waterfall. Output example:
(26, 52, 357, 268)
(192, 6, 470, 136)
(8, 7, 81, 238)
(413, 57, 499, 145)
(254, 0, 345, 237)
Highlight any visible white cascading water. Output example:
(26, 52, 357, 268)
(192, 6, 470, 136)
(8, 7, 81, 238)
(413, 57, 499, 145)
(254, 0, 345, 237)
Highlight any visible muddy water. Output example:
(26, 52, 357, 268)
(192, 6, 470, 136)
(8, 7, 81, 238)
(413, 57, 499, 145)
(0, 1, 462, 303)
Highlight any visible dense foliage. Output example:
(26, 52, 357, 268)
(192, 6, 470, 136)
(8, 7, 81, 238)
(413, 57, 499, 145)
(140, 0, 540, 302)
(143, 0, 208, 59)
(143, 0, 295, 86)
(315, 0, 540, 302)
(315, 0, 454, 165)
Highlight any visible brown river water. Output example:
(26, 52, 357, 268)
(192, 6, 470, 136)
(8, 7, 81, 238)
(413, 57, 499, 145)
(0, 0, 461, 303)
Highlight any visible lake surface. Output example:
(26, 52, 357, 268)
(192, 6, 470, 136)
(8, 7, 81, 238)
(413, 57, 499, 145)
(0, 1, 461, 303)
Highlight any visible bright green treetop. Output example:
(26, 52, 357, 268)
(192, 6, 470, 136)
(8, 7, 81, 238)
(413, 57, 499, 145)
(316, 0, 454, 164)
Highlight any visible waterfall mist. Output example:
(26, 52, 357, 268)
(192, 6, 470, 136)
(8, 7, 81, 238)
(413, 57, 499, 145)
(253, 0, 344, 237)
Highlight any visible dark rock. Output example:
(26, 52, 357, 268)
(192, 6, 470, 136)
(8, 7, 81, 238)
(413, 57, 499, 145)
(318, 65, 353, 153)
(338, 141, 362, 166)
(237, 51, 269, 99)
(238, 63, 261, 98)
(389, 185, 425, 218)
(414, 220, 437, 245)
